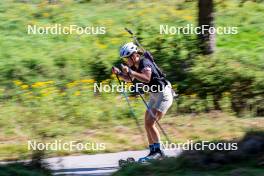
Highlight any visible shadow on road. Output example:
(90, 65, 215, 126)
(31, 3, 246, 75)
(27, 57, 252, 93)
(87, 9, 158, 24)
(53, 166, 118, 176)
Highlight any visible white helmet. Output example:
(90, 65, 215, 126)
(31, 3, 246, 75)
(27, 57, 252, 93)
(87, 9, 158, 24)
(120, 42, 138, 58)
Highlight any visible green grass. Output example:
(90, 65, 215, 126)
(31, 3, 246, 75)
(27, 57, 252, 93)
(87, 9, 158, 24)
(0, 109, 263, 160)
(0, 0, 263, 84)
(0, 163, 51, 176)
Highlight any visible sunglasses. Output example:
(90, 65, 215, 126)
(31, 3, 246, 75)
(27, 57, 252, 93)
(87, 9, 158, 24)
(122, 55, 132, 63)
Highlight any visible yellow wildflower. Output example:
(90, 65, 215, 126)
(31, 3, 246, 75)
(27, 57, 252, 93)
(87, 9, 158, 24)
(13, 80, 23, 86)
(190, 94, 197, 98)
(110, 38, 120, 44)
(21, 84, 29, 89)
(42, 13, 50, 18)
(74, 91, 81, 96)
(183, 15, 194, 21)
(111, 74, 116, 79)
(46, 80, 55, 84)
(81, 79, 95, 83)
(98, 43, 107, 49)
(32, 82, 46, 88)
(67, 82, 78, 88)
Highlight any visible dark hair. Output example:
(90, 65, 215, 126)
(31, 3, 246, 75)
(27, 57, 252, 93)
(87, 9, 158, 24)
(137, 50, 144, 56)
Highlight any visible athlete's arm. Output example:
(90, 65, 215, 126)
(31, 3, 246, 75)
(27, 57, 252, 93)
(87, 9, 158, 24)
(114, 65, 151, 83)
(112, 66, 133, 82)
(130, 69, 151, 83)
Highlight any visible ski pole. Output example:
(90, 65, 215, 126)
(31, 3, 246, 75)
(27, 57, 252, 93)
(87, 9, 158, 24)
(125, 27, 155, 62)
(124, 71, 172, 144)
(124, 27, 146, 53)
(114, 73, 147, 145)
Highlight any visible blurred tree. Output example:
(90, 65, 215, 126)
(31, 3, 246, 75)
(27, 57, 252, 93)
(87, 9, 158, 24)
(90, 55, 109, 82)
(197, 0, 221, 110)
(198, 0, 215, 55)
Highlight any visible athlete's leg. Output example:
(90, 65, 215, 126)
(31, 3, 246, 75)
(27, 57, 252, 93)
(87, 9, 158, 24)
(148, 85, 173, 143)
(144, 110, 154, 144)
(145, 108, 164, 144)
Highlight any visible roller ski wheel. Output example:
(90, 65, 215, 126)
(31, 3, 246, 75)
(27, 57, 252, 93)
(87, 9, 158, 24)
(118, 159, 127, 167)
(118, 157, 136, 167)
(127, 157, 136, 163)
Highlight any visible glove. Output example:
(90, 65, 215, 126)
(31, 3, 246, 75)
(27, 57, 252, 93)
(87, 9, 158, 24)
(112, 66, 121, 75)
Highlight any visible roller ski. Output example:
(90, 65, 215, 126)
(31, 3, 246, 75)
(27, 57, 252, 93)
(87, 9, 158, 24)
(118, 148, 166, 167)
(118, 157, 136, 167)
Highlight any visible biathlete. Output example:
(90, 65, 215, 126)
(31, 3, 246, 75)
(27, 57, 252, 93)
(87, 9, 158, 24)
(112, 42, 174, 161)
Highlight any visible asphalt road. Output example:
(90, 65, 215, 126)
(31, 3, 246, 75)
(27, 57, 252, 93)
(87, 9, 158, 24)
(46, 149, 182, 176)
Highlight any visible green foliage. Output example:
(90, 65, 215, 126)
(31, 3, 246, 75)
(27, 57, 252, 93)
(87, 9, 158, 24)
(0, 0, 263, 116)
(0, 162, 51, 176)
